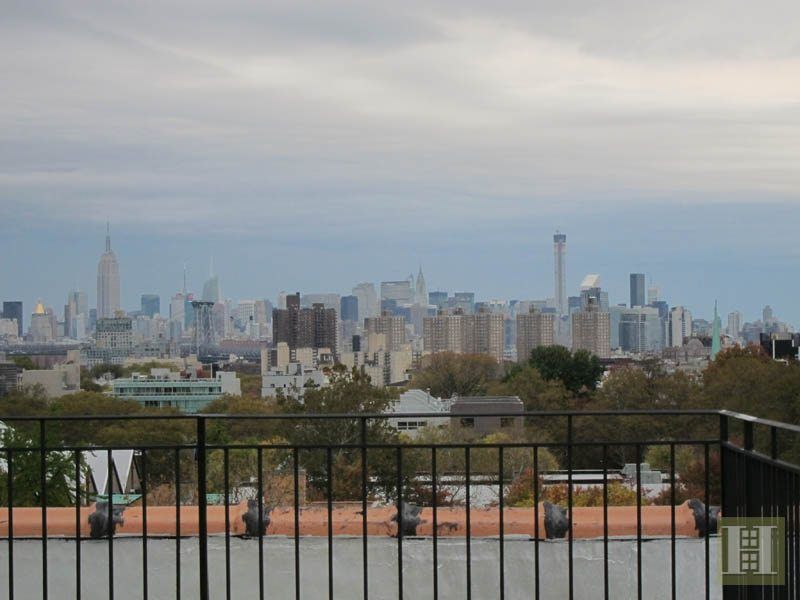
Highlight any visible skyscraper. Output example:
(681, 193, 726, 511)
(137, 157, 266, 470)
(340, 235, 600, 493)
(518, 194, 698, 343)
(352, 283, 379, 320)
(29, 300, 54, 342)
(668, 306, 692, 347)
(711, 301, 722, 359)
(141, 294, 160, 317)
(415, 266, 428, 306)
(2, 301, 23, 337)
(97, 223, 121, 319)
(727, 311, 742, 340)
(553, 233, 567, 314)
(202, 258, 221, 304)
(340, 295, 359, 322)
(65, 290, 89, 339)
(629, 273, 645, 308)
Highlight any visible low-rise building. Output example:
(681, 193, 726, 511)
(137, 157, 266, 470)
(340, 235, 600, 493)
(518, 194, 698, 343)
(386, 389, 451, 437)
(110, 368, 241, 412)
(17, 349, 81, 398)
(261, 363, 327, 399)
(450, 396, 524, 434)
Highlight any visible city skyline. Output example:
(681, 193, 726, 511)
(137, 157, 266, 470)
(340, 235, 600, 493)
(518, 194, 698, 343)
(1, 217, 796, 331)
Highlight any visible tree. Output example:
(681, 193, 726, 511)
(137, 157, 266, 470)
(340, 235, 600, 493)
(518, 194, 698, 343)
(11, 356, 38, 370)
(488, 364, 573, 412)
(278, 367, 399, 500)
(411, 352, 501, 398)
(0, 427, 82, 507)
(528, 346, 603, 394)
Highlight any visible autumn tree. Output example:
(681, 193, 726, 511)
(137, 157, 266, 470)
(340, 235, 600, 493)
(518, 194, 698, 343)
(411, 352, 502, 399)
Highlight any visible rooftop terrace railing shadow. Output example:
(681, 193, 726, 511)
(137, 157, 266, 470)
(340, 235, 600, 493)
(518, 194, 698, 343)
(0, 409, 796, 599)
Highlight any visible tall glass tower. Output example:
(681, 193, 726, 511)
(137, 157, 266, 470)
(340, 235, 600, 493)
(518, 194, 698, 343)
(553, 232, 567, 314)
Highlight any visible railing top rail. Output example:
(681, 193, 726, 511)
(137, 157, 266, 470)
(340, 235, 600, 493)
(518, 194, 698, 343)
(0, 409, 722, 422)
(720, 409, 800, 435)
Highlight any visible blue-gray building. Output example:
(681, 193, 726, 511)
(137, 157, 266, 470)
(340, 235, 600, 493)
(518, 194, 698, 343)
(2, 301, 23, 336)
(141, 294, 160, 317)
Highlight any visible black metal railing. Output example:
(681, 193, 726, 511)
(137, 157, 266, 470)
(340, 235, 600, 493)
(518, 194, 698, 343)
(0, 410, 797, 599)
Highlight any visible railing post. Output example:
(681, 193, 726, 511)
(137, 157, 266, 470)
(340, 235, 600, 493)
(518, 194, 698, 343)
(743, 421, 754, 451)
(197, 416, 209, 600)
(719, 414, 729, 533)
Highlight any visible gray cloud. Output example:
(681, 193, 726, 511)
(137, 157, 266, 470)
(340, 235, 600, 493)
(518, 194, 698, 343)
(1, 0, 799, 234)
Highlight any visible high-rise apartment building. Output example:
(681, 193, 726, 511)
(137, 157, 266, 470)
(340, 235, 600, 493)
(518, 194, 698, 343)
(553, 232, 567, 315)
(571, 299, 611, 358)
(2, 301, 23, 337)
(668, 306, 693, 347)
(273, 294, 337, 356)
(96, 317, 133, 351)
(141, 294, 160, 318)
(516, 308, 555, 362)
(365, 311, 407, 351)
(423, 309, 504, 362)
(97, 224, 121, 319)
(629, 273, 645, 308)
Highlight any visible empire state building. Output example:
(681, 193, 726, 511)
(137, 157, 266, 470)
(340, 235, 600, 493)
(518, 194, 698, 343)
(97, 224, 120, 319)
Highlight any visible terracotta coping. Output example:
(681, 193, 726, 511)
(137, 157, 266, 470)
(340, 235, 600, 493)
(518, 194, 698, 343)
(0, 500, 713, 539)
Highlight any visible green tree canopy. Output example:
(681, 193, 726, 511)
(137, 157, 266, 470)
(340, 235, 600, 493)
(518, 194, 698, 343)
(528, 346, 604, 394)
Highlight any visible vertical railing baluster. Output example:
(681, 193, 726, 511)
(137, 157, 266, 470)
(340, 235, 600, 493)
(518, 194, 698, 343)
(7, 449, 13, 600)
(40, 419, 48, 600)
(499, 446, 505, 600)
(257, 447, 264, 600)
(293, 447, 300, 600)
(533, 446, 540, 600)
(106, 448, 113, 600)
(396, 446, 403, 600)
(224, 447, 231, 600)
(670, 443, 676, 600)
(703, 443, 710, 600)
(360, 417, 368, 600)
(465, 446, 471, 600)
(141, 450, 148, 600)
(431, 447, 438, 600)
(602, 444, 609, 600)
(175, 448, 181, 600)
(567, 415, 574, 600)
(197, 417, 208, 600)
(74, 450, 80, 600)
(327, 447, 334, 600)
(635, 446, 642, 600)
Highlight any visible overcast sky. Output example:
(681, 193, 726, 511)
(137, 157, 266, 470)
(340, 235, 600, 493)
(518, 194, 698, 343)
(1, 1, 799, 326)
